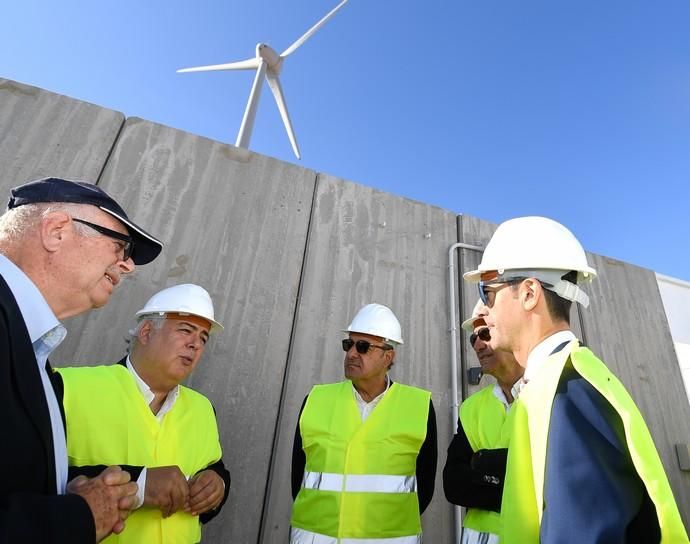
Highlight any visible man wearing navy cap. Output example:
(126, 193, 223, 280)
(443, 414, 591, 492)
(0, 177, 163, 543)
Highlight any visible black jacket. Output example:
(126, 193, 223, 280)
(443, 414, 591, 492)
(0, 274, 95, 543)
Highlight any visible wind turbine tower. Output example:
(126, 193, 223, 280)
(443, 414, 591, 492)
(178, 0, 349, 159)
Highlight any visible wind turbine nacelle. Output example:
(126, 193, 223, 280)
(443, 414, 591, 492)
(256, 43, 282, 72)
(179, 0, 350, 160)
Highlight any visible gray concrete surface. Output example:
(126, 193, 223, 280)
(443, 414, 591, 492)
(1, 77, 688, 541)
(0, 78, 124, 186)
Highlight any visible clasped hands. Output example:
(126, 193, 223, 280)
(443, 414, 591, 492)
(66, 464, 224, 543)
(67, 465, 138, 542)
(144, 465, 225, 519)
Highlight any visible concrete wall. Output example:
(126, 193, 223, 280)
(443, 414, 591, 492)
(2, 77, 689, 540)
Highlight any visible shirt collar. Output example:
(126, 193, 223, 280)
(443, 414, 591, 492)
(492, 384, 511, 410)
(125, 355, 180, 416)
(523, 330, 577, 383)
(511, 330, 576, 399)
(352, 374, 391, 405)
(126, 355, 155, 405)
(0, 254, 60, 343)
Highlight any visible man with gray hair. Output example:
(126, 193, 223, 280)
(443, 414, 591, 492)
(0, 177, 163, 543)
(59, 283, 230, 544)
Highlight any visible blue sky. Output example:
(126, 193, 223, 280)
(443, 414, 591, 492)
(3, 0, 690, 281)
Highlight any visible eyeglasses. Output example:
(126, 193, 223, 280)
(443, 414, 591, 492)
(478, 279, 522, 308)
(342, 338, 393, 354)
(72, 218, 134, 261)
(469, 327, 491, 347)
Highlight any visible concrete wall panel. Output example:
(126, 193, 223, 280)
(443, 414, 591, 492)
(52, 118, 317, 543)
(260, 173, 458, 542)
(0, 78, 123, 188)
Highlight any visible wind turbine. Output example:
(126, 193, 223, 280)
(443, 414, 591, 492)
(178, 0, 349, 160)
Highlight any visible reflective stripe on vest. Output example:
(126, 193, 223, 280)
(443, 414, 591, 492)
(291, 527, 422, 544)
(303, 471, 417, 493)
(458, 385, 513, 537)
(291, 380, 431, 540)
(501, 341, 689, 544)
(59, 364, 222, 544)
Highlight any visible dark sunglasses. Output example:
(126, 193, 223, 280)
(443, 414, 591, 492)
(469, 327, 491, 347)
(342, 338, 393, 354)
(73, 218, 134, 261)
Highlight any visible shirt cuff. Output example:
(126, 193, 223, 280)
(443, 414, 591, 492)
(134, 467, 147, 509)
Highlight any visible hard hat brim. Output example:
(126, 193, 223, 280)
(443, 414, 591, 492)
(340, 328, 403, 346)
(463, 269, 482, 283)
(461, 315, 486, 332)
(136, 310, 224, 334)
(464, 266, 597, 284)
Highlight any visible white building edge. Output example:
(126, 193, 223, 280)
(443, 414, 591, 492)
(657, 273, 690, 403)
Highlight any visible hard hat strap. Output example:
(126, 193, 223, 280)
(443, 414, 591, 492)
(550, 279, 590, 308)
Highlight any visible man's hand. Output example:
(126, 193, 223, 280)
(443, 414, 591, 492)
(144, 466, 190, 518)
(67, 465, 138, 542)
(187, 470, 224, 516)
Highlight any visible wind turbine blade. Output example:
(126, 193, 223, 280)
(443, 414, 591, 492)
(177, 58, 261, 73)
(280, 0, 349, 58)
(266, 72, 301, 159)
(236, 61, 268, 149)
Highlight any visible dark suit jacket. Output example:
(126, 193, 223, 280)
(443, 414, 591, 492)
(541, 359, 661, 543)
(0, 274, 95, 543)
(65, 357, 231, 525)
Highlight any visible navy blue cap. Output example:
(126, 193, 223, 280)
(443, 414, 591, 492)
(8, 177, 163, 265)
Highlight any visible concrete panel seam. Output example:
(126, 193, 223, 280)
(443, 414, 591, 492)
(256, 168, 320, 544)
(94, 115, 127, 186)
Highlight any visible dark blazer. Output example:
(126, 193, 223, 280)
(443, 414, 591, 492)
(541, 364, 661, 543)
(0, 274, 95, 543)
(65, 357, 231, 525)
(442, 414, 507, 512)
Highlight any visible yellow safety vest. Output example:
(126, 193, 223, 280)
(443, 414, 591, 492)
(291, 380, 431, 543)
(59, 365, 223, 544)
(459, 385, 514, 536)
(501, 341, 689, 544)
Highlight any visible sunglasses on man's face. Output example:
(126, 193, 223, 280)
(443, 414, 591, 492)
(342, 338, 393, 354)
(478, 278, 525, 308)
(72, 217, 134, 261)
(469, 327, 491, 347)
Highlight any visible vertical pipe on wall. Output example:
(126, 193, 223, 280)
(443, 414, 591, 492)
(447, 242, 484, 543)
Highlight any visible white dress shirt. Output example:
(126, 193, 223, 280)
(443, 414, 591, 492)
(126, 356, 180, 422)
(125, 355, 181, 508)
(512, 330, 577, 399)
(492, 383, 512, 411)
(0, 254, 68, 494)
(352, 374, 391, 421)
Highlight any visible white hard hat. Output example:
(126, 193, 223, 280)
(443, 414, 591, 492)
(343, 303, 404, 345)
(136, 283, 223, 333)
(461, 300, 486, 332)
(464, 216, 597, 307)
